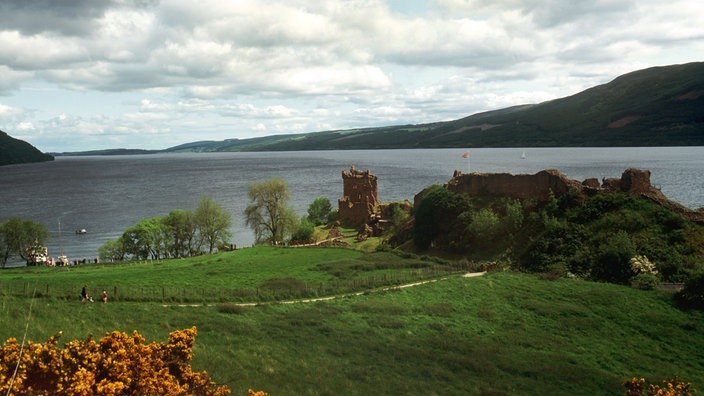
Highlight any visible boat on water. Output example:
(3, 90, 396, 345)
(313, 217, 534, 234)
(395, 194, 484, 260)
(75, 228, 87, 235)
(520, 151, 527, 159)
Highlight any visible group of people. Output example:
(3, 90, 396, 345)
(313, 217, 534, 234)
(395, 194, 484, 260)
(80, 285, 108, 303)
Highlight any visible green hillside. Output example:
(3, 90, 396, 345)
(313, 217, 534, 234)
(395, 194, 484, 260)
(165, 62, 704, 152)
(1, 249, 702, 394)
(0, 130, 54, 166)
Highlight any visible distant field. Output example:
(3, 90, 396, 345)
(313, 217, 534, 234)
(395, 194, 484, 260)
(1, 248, 702, 395)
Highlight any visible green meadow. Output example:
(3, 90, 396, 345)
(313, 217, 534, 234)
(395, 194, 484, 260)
(1, 246, 703, 395)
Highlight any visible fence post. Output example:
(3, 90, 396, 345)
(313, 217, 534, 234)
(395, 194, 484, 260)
(114, 286, 118, 301)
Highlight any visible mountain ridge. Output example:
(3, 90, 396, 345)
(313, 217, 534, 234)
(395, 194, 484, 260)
(43, 61, 704, 156)
(163, 62, 703, 152)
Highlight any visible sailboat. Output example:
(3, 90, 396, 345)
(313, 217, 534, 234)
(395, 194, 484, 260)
(520, 151, 527, 159)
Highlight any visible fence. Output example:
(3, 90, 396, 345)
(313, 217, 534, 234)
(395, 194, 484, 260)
(0, 263, 476, 304)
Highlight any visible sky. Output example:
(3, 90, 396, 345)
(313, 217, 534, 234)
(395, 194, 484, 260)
(1, 0, 703, 152)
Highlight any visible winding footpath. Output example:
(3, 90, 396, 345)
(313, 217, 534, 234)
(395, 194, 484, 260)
(162, 271, 486, 308)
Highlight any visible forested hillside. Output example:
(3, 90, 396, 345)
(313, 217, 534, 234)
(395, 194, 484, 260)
(0, 130, 54, 166)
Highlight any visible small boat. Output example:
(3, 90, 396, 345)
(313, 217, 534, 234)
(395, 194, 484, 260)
(76, 228, 87, 235)
(520, 151, 527, 159)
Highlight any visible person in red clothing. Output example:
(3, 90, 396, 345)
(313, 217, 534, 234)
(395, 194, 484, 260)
(102, 290, 108, 303)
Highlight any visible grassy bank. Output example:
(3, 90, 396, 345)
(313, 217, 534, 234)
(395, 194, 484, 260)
(1, 248, 702, 395)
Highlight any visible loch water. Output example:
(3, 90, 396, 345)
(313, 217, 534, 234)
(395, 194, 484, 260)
(1, 147, 702, 265)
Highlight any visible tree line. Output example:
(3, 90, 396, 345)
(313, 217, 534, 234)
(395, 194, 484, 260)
(99, 196, 233, 261)
(99, 179, 335, 262)
(1, 178, 336, 266)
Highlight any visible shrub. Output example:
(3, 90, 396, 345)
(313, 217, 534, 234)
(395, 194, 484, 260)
(623, 376, 695, 396)
(0, 327, 231, 395)
(291, 216, 315, 242)
(675, 272, 704, 309)
(413, 185, 471, 250)
(592, 230, 637, 284)
(632, 273, 659, 290)
(466, 208, 501, 244)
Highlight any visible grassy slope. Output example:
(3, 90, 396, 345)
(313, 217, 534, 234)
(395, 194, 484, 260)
(0, 247, 465, 302)
(1, 249, 703, 395)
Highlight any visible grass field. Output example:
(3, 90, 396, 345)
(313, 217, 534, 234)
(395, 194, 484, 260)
(1, 247, 702, 395)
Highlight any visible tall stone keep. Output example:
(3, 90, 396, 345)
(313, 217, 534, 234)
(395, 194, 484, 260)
(338, 165, 379, 227)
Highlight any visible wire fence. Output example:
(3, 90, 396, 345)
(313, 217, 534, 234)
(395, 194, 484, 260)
(0, 263, 477, 304)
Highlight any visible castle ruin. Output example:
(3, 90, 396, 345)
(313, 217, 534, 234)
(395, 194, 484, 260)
(429, 168, 704, 224)
(338, 165, 380, 228)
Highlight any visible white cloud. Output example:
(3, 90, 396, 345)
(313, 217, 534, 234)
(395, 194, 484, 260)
(0, 0, 702, 151)
(0, 103, 24, 118)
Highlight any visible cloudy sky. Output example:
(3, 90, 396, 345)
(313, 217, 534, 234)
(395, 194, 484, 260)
(1, 0, 702, 152)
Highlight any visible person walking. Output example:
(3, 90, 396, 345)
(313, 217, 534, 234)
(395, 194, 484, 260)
(80, 285, 93, 302)
(102, 290, 108, 303)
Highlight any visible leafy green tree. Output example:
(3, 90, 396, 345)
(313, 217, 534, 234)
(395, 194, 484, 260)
(307, 197, 332, 225)
(591, 230, 637, 284)
(121, 224, 151, 260)
(98, 238, 126, 262)
(194, 196, 233, 254)
(466, 208, 501, 244)
(140, 217, 171, 259)
(291, 216, 314, 242)
(0, 217, 50, 267)
(244, 179, 297, 245)
(501, 199, 524, 236)
(119, 217, 171, 260)
(413, 185, 471, 250)
(163, 209, 197, 257)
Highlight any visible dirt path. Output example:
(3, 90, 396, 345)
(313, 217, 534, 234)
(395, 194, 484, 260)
(161, 272, 486, 308)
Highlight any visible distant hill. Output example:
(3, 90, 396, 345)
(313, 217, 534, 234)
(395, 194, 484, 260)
(51, 148, 161, 157)
(164, 62, 704, 152)
(0, 130, 54, 166)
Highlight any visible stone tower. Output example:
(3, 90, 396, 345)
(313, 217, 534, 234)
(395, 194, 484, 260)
(338, 165, 379, 227)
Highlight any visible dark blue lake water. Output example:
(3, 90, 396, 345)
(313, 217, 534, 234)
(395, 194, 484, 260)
(1, 147, 703, 265)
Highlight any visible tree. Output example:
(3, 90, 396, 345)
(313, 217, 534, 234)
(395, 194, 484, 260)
(244, 179, 297, 245)
(291, 215, 314, 242)
(163, 209, 197, 258)
(0, 217, 50, 267)
(121, 224, 152, 260)
(413, 185, 471, 250)
(98, 238, 126, 262)
(137, 217, 171, 259)
(591, 230, 637, 284)
(194, 196, 233, 254)
(307, 197, 332, 225)
(466, 208, 501, 244)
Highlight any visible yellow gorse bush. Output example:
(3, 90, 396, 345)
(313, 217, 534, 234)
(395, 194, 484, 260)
(0, 326, 233, 395)
(624, 376, 696, 396)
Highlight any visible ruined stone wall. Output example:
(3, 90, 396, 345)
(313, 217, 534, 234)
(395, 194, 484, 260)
(338, 166, 380, 227)
(425, 167, 703, 224)
(443, 169, 582, 202)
